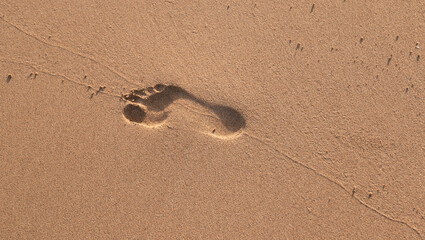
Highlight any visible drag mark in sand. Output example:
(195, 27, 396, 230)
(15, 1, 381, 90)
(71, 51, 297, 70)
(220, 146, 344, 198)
(0, 16, 140, 88)
(242, 133, 423, 239)
(0, 59, 122, 100)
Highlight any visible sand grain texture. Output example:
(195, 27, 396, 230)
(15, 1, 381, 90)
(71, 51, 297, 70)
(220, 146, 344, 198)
(1, 1, 424, 239)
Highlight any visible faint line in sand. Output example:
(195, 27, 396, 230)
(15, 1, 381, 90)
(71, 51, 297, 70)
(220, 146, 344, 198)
(242, 132, 423, 239)
(0, 59, 121, 99)
(0, 16, 140, 88)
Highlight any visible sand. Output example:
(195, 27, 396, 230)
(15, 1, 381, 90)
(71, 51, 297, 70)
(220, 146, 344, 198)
(1, 1, 424, 239)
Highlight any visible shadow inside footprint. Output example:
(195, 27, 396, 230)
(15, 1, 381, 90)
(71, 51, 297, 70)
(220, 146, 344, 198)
(123, 104, 146, 123)
(141, 85, 186, 112)
(122, 84, 245, 134)
(209, 105, 246, 133)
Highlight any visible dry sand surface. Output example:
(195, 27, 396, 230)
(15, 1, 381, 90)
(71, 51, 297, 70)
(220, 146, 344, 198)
(1, 1, 424, 239)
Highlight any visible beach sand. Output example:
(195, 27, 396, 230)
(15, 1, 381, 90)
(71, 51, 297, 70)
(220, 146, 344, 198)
(1, 1, 424, 239)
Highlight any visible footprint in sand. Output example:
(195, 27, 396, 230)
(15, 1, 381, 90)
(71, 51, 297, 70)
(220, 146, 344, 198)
(121, 84, 245, 139)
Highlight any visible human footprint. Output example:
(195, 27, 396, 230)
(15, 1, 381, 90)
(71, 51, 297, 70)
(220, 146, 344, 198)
(122, 84, 245, 139)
